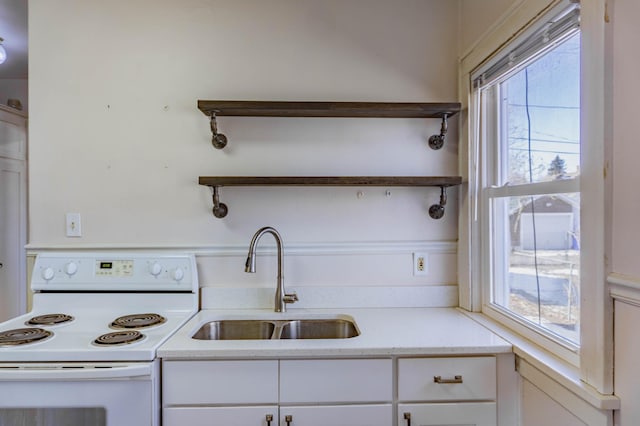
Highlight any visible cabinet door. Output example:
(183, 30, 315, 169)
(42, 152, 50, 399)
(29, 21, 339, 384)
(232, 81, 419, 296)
(398, 403, 496, 426)
(0, 107, 27, 160)
(280, 404, 392, 426)
(0, 157, 27, 322)
(164, 406, 278, 426)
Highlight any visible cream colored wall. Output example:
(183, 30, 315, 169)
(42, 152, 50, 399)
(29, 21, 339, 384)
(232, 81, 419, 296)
(611, 0, 640, 276)
(27, 0, 460, 295)
(610, 1, 640, 425)
(458, 0, 520, 55)
(28, 0, 459, 246)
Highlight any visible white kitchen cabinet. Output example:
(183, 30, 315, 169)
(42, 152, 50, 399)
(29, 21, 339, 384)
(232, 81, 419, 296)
(398, 402, 496, 426)
(280, 404, 392, 426)
(164, 406, 278, 426)
(163, 356, 501, 426)
(278, 359, 392, 426)
(397, 357, 497, 426)
(162, 358, 392, 426)
(0, 105, 27, 322)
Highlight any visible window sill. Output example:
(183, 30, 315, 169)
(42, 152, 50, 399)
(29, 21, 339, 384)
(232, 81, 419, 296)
(461, 309, 619, 411)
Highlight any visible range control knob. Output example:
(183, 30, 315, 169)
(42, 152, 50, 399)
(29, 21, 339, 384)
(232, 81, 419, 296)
(65, 262, 78, 276)
(41, 267, 55, 281)
(149, 262, 163, 277)
(172, 268, 185, 282)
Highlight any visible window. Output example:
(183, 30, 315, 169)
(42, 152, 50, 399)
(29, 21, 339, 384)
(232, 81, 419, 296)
(473, 4, 581, 351)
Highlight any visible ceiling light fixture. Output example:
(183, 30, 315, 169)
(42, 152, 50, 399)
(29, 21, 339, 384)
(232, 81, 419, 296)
(0, 38, 6, 64)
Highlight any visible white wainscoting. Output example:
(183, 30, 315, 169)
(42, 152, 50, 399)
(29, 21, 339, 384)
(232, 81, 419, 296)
(26, 240, 458, 309)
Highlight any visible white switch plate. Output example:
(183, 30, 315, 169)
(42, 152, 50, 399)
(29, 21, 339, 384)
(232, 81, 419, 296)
(66, 213, 82, 237)
(413, 252, 428, 276)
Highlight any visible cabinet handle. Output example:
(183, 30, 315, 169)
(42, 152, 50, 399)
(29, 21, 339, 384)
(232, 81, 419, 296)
(265, 414, 273, 426)
(285, 414, 293, 425)
(433, 374, 463, 384)
(403, 412, 411, 426)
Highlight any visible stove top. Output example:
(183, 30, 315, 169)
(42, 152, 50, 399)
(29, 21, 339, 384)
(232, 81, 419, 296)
(0, 327, 53, 347)
(26, 313, 75, 326)
(93, 330, 146, 346)
(0, 252, 198, 362)
(110, 313, 166, 329)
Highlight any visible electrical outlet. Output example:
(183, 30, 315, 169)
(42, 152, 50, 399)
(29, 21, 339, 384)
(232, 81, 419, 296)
(66, 213, 82, 237)
(413, 252, 428, 276)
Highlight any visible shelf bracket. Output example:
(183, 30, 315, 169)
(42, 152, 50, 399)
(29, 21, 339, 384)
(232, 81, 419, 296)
(210, 186, 228, 218)
(209, 113, 228, 149)
(428, 186, 448, 219)
(428, 114, 448, 150)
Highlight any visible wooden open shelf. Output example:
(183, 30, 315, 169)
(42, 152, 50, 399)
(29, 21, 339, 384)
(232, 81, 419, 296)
(197, 101, 461, 119)
(200, 176, 462, 219)
(199, 176, 461, 187)
(196, 101, 462, 219)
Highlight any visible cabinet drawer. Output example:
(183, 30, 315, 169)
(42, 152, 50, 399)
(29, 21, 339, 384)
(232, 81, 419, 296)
(164, 406, 278, 426)
(398, 357, 496, 401)
(280, 359, 393, 403)
(162, 360, 278, 405)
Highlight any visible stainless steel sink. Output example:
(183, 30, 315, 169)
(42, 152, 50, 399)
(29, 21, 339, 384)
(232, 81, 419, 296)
(279, 319, 359, 339)
(191, 317, 360, 340)
(192, 320, 276, 340)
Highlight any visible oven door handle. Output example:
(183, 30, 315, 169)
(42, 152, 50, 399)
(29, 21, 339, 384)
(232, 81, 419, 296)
(0, 364, 152, 381)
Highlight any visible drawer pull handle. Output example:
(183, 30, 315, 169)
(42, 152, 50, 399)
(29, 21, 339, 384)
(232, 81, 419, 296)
(404, 412, 412, 426)
(434, 374, 463, 384)
(285, 414, 293, 425)
(266, 414, 273, 426)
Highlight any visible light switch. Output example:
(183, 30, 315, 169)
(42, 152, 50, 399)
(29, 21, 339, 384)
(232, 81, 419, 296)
(66, 213, 82, 237)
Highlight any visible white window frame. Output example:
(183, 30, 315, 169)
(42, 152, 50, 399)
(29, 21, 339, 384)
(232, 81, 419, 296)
(459, 0, 612, 394)
(478, 27, 582, 361)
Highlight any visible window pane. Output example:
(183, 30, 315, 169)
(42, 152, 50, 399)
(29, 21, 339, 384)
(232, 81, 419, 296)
(500, 33, 580, 185)
(492, 193, 580, 344)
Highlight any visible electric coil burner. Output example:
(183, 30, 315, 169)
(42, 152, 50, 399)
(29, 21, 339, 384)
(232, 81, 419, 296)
(0, 252, 199, 426)
(26, 313, 74, 326)
(0, 327, 53, 347)
(94, 330, 145, 346)
(110, 313, 166, 329)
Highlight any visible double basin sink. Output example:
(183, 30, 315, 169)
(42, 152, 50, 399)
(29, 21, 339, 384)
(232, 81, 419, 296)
(192, 315, 360, 340)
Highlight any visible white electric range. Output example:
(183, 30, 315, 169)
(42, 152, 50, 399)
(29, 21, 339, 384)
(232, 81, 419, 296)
(0, 252, 199, 426)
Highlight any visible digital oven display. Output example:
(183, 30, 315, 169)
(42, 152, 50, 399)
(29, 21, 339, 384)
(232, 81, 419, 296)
(95, 260, 134, 277)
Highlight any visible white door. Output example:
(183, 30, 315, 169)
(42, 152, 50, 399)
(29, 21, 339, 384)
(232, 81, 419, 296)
(163, 406, 279, 426)
(0, 157, 27, 321)
(398, 402, 496, 426)
(280, 404, 392, 426)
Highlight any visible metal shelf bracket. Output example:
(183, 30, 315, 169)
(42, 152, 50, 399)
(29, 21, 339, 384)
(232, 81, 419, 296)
(428, 186, 448, 219)
(428, 114, 448, 150)
(210, 186, 228, 218)
(209, 113, 228, 149)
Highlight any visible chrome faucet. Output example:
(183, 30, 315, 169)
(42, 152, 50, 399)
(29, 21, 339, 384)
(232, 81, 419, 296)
(245, 226, 298, 312)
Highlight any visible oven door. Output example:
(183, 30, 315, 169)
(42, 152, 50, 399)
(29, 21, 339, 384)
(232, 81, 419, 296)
(0, 361, 159, 426)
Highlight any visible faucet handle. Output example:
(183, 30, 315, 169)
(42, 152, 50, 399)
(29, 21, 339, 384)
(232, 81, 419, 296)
(284, 292, 299, 304)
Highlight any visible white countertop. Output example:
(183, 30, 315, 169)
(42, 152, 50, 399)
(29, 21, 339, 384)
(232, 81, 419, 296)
(158, 307, 512, 359)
